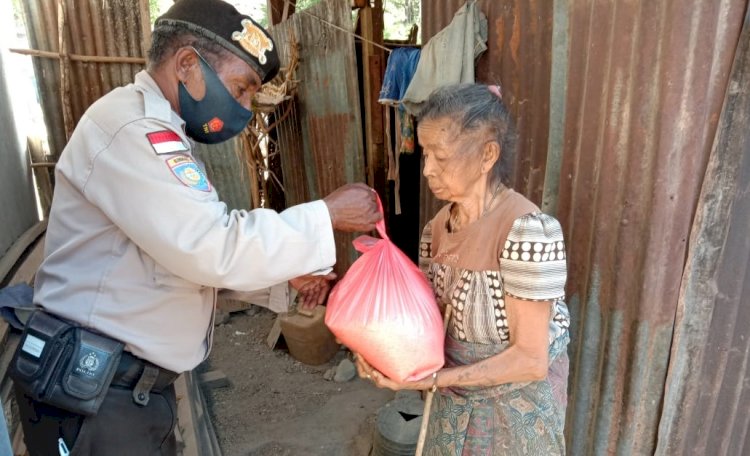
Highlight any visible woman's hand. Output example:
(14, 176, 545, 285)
(289, 272, 337, 310)
(353, 353, 435, 391)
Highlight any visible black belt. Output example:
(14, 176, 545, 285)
(110, 351, 179, 399)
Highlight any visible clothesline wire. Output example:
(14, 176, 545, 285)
(270, 0, 392, 54)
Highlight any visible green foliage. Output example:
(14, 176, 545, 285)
(280, 0, 420, 41)
(10, 0, 25, 26)
(295, 0, 323, 8)
(148, 0, 166, 23)
(382, 0, 420, 41)
(139, 0, 419, 42)
(267, 0, 321, 22)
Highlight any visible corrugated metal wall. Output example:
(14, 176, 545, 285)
(20, 0, 149, 159)
(556, 1, 746, 453)
(270, 0, 366, 274)
(422, 0, 749, 454)
(419, 0, 553, 229)
(657, 7, 750, 455)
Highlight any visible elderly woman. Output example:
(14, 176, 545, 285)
(356, 83, 570, 454)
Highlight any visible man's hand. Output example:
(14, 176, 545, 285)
(323, 183, 381, 232)
(289, 272, 337, 310)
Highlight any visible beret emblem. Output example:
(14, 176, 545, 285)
(232, 18, 274, 65)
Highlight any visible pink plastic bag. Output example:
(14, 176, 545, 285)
(325, 198, 444, 382)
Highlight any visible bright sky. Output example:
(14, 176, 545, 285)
(153, 0, 267, 22)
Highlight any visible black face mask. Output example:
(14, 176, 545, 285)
(178, 51, 253, 144)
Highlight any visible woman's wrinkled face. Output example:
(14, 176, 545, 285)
(419, 117, 486, 202)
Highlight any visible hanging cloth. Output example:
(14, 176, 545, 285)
(379, 47, 422, 105)
(401, 0, 488, 116)
(379, 47, 421, 214)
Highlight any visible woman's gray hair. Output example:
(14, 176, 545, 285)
(147, 24, 229, 70)
(417, 83, 517, 186)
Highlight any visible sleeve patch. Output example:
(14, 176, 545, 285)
(147, 130, 189, 154)
(165, 155, 212, 192)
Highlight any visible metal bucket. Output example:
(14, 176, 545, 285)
(372, 394, 425, 456)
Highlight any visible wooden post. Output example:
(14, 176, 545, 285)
(57, 0, 74, 141)
(267, 0, 296, 26)
(359, 2, 387, 202)
(138, 0, 152, 58)
(28, 138, 53, 217)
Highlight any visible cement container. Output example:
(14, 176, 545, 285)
(279, 306, 339, 365)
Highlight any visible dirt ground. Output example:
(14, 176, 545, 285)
(201, 306, 394, 456)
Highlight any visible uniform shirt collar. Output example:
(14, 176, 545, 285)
(134, 70, 186, 130)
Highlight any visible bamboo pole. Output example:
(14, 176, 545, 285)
(57, 0, 74, 141)
(9, 48, 147, 64)
(138, 0, 152, 58)
(415, 304, 453, 456)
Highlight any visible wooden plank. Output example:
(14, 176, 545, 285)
(266, 315, 283, 349)
(188, 371, 222, 456)
(199, 371, 230, 390)
(28, 138, 52, 217)
(282, 0, 291, 22)
(12, 426, 26, 456)
(216, 297, 251, 314)
(359, 5, 387, 200)
(174, 374, 198, 456)
(8, 238, 45, 287)
(138, 0, 152, 57)
(175, 371, 222, 456)
(368, 54, 385, 143)
(4, 335, 24, 456)
(0, 221, 47, 286)
(0, 323, 9, 356)
(0, 225, 37, 454)
(0, 337, 19, 391)
(1, 335, 21, 453)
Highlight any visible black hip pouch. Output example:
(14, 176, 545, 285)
(9, 310, 124, 416)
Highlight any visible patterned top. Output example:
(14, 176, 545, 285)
(419, 188, 570, 346)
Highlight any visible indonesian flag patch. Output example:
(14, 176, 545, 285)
(165, 155, 211, 192)
(147, 130, 189, 155)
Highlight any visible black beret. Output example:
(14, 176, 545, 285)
(155, 0, 280, 84)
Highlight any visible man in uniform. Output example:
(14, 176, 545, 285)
(13, 0, 380, 454)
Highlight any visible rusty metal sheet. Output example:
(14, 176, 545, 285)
(269, 0, 366, 274)
(421, 0, 747, 453)
(657, 6, 750, 455)
(20, 0, 149, 159)
(275, 99, 311, 206)
(418, 0, 553, 229)
(553, 0, 747, 454)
